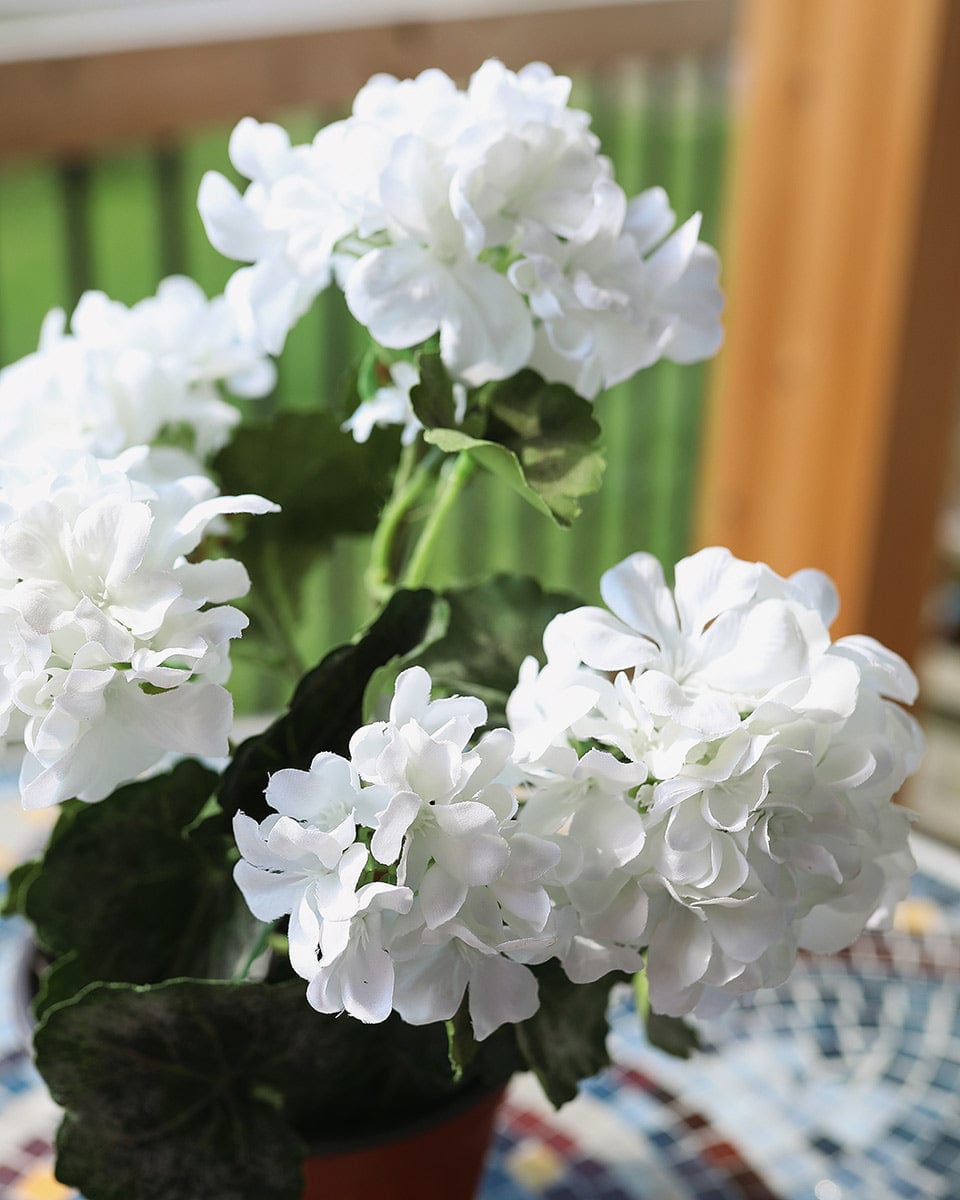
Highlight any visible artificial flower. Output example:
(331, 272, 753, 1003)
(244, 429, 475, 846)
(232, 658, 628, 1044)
(200, 60, 721, 398)
(0, 277, 275, 468)
(0, 451, 277, 807)
(508, 547, 923, 1015)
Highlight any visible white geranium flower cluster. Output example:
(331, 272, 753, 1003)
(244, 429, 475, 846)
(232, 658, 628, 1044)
(0, 276, 276, 471)
(0, 448, 277, 809)
(234, 666, 562, 1041)
(199, 60, 722, 420)
(233, 558, 921, 1038)
(509, 547, 924, 1018)
(0, 276, 281, 811)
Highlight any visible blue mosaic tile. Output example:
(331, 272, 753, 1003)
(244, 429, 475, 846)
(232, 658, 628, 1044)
(921, 1135, 960, 1174)
(888, 1179, 928, 1199)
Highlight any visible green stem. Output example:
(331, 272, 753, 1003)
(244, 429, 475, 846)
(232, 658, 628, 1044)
(366, 445, 442, 602)
(401, 452, 477, 588)
(391, 437, 419, 497)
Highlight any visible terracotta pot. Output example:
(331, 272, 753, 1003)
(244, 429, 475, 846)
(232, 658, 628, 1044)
(301, 1085, 506, 1200)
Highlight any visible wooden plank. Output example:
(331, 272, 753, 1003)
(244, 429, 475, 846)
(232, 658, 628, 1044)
(695, 0, 960, 662)
(0, 0, 725, 60)
(0, 0, 733, 161)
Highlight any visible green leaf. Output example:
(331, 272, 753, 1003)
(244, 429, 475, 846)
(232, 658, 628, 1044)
(2, 857, 40, 918)
(212, 410, 400, 671)
(364, 575, 581, 729)
(426, 426, 558, 517)
(515, 961, 623, 1107)
(33, 951, 92, 1023)
(217, 588, 438, 825)
(214, 409, 398, 553)
(36, 977, 517, 1200)
(410, 351, 458, 429)
(361, 593, 450, 723)
(23, 761, 251, 987)
(633, 971, 701, 1059)
(645, 1010, 702, 1059)
(36, 980, 308, 1200)
(423, 368, 605, 527)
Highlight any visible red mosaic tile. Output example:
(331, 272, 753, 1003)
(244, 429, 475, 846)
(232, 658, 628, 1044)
(703, 1140, 741, 1166)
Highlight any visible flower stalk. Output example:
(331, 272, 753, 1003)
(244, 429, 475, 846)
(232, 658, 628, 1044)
(365, 444, 444, 603)
(401, 452, 478, 589)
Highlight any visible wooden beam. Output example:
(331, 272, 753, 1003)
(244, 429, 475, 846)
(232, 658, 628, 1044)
(0, 0, 733, 161)
(695, 0, 960, 663)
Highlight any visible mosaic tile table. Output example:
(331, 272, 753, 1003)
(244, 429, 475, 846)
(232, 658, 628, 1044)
(2, 765, 960, 1199)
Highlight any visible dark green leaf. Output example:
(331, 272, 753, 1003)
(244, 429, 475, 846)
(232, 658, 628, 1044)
(36, 977, 516, 1200)
(410, 351, 458, 429)
(515, 961, 622, 1107)
(217, 588, 438, 824)
(485, 370, 606, 525)
(364, 575, 581, 729)
(214, 409, 398, 552)
(418, 575, 581, 725)
(424, 369, 605, 527)
(34, 951, 92, 1023)
(37, 980, 308, 1200)
(426, 425, 557, 514)
(361, 593, 450, 723)
(644, 1009, 701, 1059)
(22, 761, 251, 986)
(634, 970, 701, 1058)
(2, 857, 40, 918)
(212, 410, 400, 672)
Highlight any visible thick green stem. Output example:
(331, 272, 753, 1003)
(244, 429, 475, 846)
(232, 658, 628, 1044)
(366, 445, 443, 603)
(401, 452, 477, 589)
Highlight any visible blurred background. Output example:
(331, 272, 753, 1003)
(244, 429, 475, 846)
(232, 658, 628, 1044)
(0, 0, 958, 843)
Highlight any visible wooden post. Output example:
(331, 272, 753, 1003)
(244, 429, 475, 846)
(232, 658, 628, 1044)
(695, 0, 960, 663)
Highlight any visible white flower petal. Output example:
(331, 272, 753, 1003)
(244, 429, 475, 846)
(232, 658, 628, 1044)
(370, 791, 422, 865)
(468, 954, 540, 1041)
(345, 243, 447, 349)
(599, 552, 679, 648)
(673, 547, 760, 637)
(831, 635, 918, 704)
(198, 171, 268, 261)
